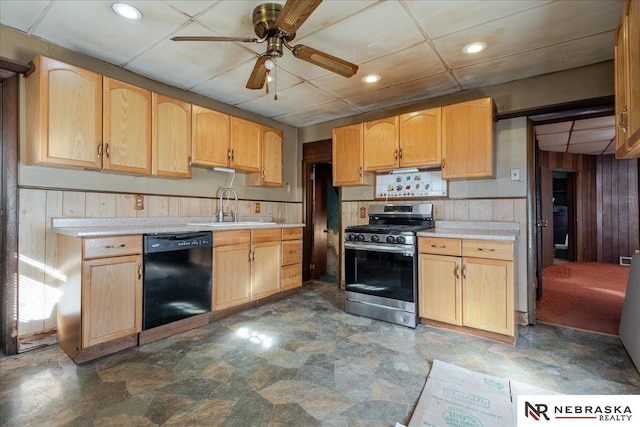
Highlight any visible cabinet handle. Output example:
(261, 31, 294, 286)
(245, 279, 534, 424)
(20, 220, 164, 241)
(104, 243, 126, 249)
(441, 158, 445, 169)
(618, 108, 628, 132)
(188, 156, 192, 170)
(105, 143, 110, 159)
(477, 247, 496, 252)
(359, 166, 363, 177)
(262, 167, 265, 178)
(455, 264, 460, 279)
(288, 250, 296, 254)
(462, 264, 467, 279)
(231, 149, 235, 161)
(227, 149, 232, 160)
(431, 244, 446, 248)
(399, 148, 403, 159)
(137, 263, 142, 280)
(394, 149, 398, 160)
(96, 143, 103, 158)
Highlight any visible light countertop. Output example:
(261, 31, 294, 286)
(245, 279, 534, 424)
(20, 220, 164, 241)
(417, 221, 519, 241)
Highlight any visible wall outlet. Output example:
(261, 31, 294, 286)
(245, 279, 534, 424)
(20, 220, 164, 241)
(255, 202, 261, 214)
(359, 207, 366, 218)
(510, 168, 520, 181)
(134, 195, 144, 210)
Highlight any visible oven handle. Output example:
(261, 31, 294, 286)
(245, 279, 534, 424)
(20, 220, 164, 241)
(344, 242, 415, 256)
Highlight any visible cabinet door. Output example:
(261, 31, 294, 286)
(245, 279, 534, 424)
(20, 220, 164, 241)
(82, 255, 142, 347)
(442, 97, 495, 179)
(332, 123, 372, 186)
(400, 108, 441, 168)
(418, 254, 462, 325)
(252, 241, 282, 300)
(152, 93, 192, 178)
(628, 0, 640, 150)
(247, 126, 283, 186)
(213, 243, 251, 310)
(27, 55, 102, 169)
(230, 117, 262, 172)
(282, 263, 302, 291)
(461, 257, 513, 336)
(363, 116, 399, 171)
(103, 78, 151, 174)
(192, 105, 231, 167)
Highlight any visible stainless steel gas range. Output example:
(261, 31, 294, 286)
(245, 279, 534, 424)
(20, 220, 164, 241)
(343, 203, 434, 328)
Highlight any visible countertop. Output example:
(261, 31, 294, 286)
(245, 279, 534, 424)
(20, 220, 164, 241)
(417, 221, 519, 241)
(52, 217, 305, 238)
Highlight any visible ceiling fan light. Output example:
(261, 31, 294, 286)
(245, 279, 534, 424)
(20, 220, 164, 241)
(362, 74, 380, 83)
(463, 42, 486, 54)
(112, 3, 142, 20)
(264, 59, 275, 70)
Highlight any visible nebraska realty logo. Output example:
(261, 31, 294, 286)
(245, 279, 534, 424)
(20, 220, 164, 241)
(517, 395, 640, 426)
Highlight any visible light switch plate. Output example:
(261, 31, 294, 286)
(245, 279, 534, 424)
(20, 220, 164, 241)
(510, 168, 520, 181)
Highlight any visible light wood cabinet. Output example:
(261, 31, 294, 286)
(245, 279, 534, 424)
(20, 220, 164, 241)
(441, 97, 495, 179)
(230, 117, 262, 172)
(247, 126, 283, 187)
(332, 123, 374, 186)
(418, 236, 514, 339)
(27, 55, 103, 169)
(363, 116, 399, 171)
(251, 229, 282, 299)
(213, 230, 252, 310)
(103, 77, 152, 174)
(152, 93, 192, 178)
(56, 234, 142, 363)
(281, 227, 303, 291)
(191, 105, 231, 167)
(615, 0, 640, 159)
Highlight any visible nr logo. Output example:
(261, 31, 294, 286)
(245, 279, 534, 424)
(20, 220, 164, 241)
(525, 402, 550, 421)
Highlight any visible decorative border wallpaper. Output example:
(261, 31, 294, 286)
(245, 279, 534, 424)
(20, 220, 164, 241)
(375, 170, 447, 199)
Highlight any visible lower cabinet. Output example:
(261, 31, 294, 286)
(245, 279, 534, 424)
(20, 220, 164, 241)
(213, 230, 252, 310)
(418, 237, 515, 340)
(57, 234, 142, 362)
(251, 229, 282, 300)
(282, 227, 303, 290)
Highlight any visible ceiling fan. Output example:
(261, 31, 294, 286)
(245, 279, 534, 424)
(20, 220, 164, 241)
(171, 0, 359, 90)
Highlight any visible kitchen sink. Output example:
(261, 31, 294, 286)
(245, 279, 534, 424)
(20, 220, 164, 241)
(187, 221, 276, 227)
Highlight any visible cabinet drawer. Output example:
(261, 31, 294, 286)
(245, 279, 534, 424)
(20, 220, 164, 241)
(282, 227, 303, 240)
(282, 263, 302, 290)
(462, 239, 513, 261)
(418, 237, 461, 256)
(282, 240, 302, 265)
(214, 230, 251, 247)
(83, 235, 142, 259)
(252, 228, 281, 243)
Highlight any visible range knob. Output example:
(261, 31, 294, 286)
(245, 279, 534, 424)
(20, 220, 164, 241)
(396, 236, 406, 244)
(357, 234, 366, 242)
(347, 233, 356, 241)
(370, 235, 380, 243)
(386, 235, 396, 244)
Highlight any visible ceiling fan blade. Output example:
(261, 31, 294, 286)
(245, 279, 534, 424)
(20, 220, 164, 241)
(171, 36, 258, 43)
(292, 45, 358, 78)
(246, 55, 270, 90)
(276, 0, 323, 35)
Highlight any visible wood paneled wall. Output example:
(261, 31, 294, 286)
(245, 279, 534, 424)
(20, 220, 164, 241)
(596, 155, 640, 262)
(538, 151, 639, 263)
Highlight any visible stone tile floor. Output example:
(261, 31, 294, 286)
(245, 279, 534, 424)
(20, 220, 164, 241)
(1, 281, 638, 426)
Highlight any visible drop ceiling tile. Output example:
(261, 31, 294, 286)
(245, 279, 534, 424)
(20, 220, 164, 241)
(406, 0, 547, 38)
(537, 132, 569, 147)
(567, 140, 610, 154)
(194, 1, 262, 42)
(290, 0, 378, 36)
(573, 115, 616, 130)
(536, 122, 573, 135)
(312, 42, 447, 99)
(0, 0, 49, 32)
(296, 1, 425, 66)
(236, 82, 336, 118)
(273, 100, 363, 127)
(570, 128, 615, 144)
(163, 1, 216, 18)
(453, 32, 615, 90)
(344, 72, 459, 112)
(433, 0, 622, 69)
(541, 145, 568, 153)
(126, 21, 257, 90)
(31, 0, 189, 66)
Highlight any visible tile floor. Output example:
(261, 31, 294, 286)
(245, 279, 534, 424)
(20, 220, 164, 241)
(1, 281, 639, 426)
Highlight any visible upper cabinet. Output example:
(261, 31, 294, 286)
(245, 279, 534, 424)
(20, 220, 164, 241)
(191, 105, 231, 168)
(152, 93, 192, 178)
(441, 97, 495, 180)
(103, 78, 152, 175)
(230, 117, 262, 173)
(615, 0, 640, 159)
(27, 55, 103, 169)
(332, 123, 374, 186)
(247, 126, 283, 187)
(363, 109, 442, 171)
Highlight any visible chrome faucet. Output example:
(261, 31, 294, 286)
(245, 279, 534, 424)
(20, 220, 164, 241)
(217, 187, 238, 222)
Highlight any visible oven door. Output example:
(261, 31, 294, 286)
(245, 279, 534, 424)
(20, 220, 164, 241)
(344, 242, 416, 303)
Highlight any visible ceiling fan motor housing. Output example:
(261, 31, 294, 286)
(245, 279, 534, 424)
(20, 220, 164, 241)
(253, 3, 295, 41)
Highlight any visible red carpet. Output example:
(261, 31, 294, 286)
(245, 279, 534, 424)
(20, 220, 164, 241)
(537, 262, 630, 335)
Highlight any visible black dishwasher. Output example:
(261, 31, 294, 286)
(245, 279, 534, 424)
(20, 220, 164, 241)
(143, 232, 212, 330)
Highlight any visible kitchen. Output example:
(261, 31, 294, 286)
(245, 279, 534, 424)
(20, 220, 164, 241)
(1, 0, 639, 425)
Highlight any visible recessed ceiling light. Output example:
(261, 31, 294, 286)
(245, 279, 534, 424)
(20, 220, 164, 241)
(463, 42, 486, 54)
(112, 3, 143, 20)
(362, 74, 380, 83)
